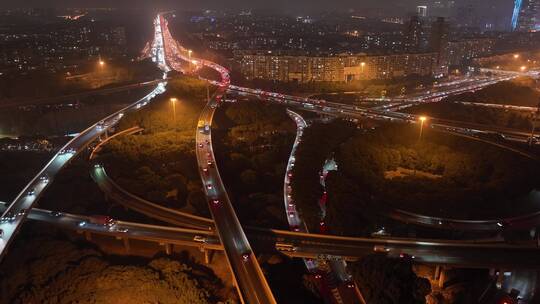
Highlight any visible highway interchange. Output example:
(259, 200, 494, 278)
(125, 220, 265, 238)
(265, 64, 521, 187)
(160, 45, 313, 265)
(3, 11, 540, 304)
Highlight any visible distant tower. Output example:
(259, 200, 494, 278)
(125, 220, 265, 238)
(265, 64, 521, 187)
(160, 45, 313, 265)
(512, 0, 524, 30)
(416, 6, 428, 17)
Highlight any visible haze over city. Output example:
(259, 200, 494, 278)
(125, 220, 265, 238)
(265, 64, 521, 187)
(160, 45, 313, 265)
(1, 1, 540, 303)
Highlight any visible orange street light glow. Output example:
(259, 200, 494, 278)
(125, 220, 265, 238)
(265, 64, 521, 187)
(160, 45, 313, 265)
(419, 116, 427, 122)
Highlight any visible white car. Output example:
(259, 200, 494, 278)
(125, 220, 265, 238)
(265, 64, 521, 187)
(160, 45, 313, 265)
(39, 175, 49, 184)
(0, 212, 16, 223)
(193, 236, 207, 243)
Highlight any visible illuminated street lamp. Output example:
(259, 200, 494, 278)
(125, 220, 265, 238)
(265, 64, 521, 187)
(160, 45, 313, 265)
(419, 116, 427, 141)
(514, 54, 520, 59)
(361, 62, 366, 73)
(170, 97, 178, 122)
(188, 49, 193, 58)
(520, 66, 527, 72)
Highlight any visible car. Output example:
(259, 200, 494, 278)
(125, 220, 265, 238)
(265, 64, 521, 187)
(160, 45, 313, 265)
(90, 215, 116, 227)
(314, 274, 322, 279)
(207, 184, 213, 190)
(27, 188, 36, 196)
(399, 253, 415, 259)
(198, 143, 204, 148)
(0, 212, 16, 223)
(115, 227, 129, 233)
(373, 245, 390, 253)
(50, 211, 62, 217)
(241, 252, 250, 262)
(207, 160, 214, 167)
(78, 221, 87, 227)
(291, 226, 300, 232)
(193, 235, 207, 243)
(346, 282, 355, 289)
(17, 208, 28, 216)
(39, 175, 49, 184)
(94, 163, 102, 169)
(212, 199, 220, 205)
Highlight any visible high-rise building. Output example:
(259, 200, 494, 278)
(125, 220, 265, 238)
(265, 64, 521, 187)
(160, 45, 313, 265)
(513, 0, 540, 31)
(405, 16, 424, 51)
(417, 6, 428, 17)
(429, 17, 449, 75)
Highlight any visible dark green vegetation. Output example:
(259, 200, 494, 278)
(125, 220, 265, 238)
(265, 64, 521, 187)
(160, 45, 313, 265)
(0, 59, 161, 102)
(290, 120, 358, 232)
(39, 149, 158, 225)
(0, 223, 233, 304)
(337, 124, 540, 219)
(99, 77, 213, 215)
(0, 87, 150, 137)
(443, 77, 540, 107)
(292, 121, 540, 236)
(212, 100, 296, 228)
(351, 255, 431, 304)
(262, 256, 325, 304)
(0, 152, 53, 202)
(405, 102, 532, 130)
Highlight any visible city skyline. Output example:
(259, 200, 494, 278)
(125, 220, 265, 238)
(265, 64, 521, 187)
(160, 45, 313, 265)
(2, 4, 540, 304)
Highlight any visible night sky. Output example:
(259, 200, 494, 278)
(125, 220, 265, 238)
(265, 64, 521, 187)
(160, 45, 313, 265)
(0, 0, 514, 12)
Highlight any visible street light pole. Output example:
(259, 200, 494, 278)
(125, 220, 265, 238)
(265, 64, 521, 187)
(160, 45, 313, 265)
(188, 50, 193, 71)
(530, 102, 540, 146)
(170, 97, 177, 123)
(419, 116, 427, 141)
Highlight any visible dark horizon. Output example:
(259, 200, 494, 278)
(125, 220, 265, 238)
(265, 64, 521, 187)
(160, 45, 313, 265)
(0, 0, 512, 11)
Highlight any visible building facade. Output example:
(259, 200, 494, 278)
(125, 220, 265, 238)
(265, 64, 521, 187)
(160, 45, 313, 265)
(513, 0, 540, 31)
(447, 38, 495, 66)
(233, 50, 439, 82)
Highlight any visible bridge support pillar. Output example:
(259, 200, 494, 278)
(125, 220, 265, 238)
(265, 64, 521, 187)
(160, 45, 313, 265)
(123, 237, 130, 252)
(201, 248, 212, 264)
(438, 268, 446, 289)
(434, 265, 441, 280)
(84, 231, 92, 241)
(163, 243, 172, 255)
(496, 270, 504, 289)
